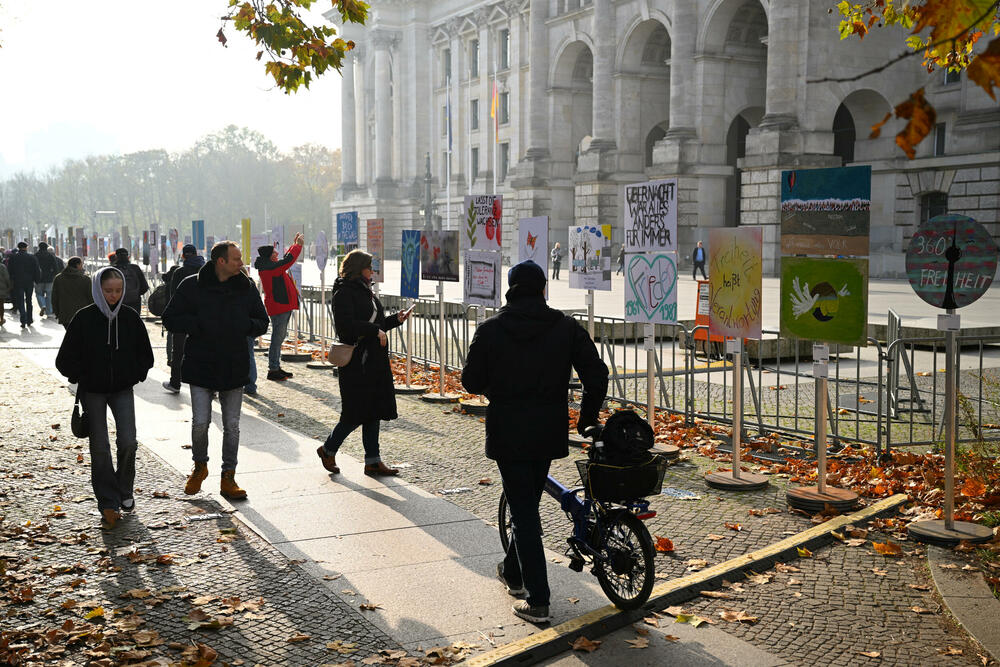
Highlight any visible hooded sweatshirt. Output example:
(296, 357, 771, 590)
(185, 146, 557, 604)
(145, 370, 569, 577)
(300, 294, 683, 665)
(55, 266, 154, 393)
(254, 243, 302, 316)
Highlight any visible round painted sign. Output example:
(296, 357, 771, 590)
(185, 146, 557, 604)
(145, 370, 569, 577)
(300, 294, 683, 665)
(906, 214, 998, 309)
(315, 230, 329, 272)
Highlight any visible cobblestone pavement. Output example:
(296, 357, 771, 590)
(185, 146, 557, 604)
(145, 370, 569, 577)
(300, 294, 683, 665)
(0, 350, 401, 665)
(186, 336, 987, 666)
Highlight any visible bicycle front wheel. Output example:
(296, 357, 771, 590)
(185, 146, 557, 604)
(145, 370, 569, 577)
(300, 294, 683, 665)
(594, 511, 655, 610)
(497, 491, 512, 552)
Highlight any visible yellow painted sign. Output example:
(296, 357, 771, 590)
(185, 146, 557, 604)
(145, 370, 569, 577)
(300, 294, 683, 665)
(708, 227, 762, 339)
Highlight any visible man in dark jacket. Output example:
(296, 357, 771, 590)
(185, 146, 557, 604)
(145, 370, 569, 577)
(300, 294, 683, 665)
(51, 257, 94, 326)
(34, 242, 59, 317)
(8, 242, 41, 328)
(162, 244, 206, 393)
(253, 233, 304, 381)
(162, 241, 269, 500)
(462, 260, 608, 624)
(112, 248, 149, 313)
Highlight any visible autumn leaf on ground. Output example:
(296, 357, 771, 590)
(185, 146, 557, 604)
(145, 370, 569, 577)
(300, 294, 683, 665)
(725, 522, 742, 532)
(774, 563, 800, 573)
(748, 507, 780, 517)
(872, 567, 888, 576)
(960, 477, 987, 497)
(655, 536, 675, 553)
(626, 637, 649, 649)
(873, 541, 903, 556)
(570, 636, 602, 652)
(797, 547, 813, 558)
(686, 558, 709, 571)
(857, 651, 881, 658)
(700, 590, 734, 599)
(674, 613, 707, 628)
(478, 478, 492, 485)
(909, 583, 932, 591)
(911, 606, 934, 614)
(845, 538, 867, 547)
(323, 574, 342, 581)
(746, 571, 773, 584)
(359, 602, 383, 611)
(287, 633, 311, 642)
(706, 534, 727, 541)
(643, 616, 660, 627)
(718, 610, 759, 624)
(327, 640, 359, 654)
(83, 606, 105, 619)
(938, 646, 964, 655)
(664, 635, 680, 642)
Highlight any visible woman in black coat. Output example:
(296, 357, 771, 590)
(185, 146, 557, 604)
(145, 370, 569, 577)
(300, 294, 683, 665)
(56, 267, 154, 531)
(316, 250, 411, 476)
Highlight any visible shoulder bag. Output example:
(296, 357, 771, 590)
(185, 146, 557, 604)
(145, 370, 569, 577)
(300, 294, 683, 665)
(329, 296, 379, 367)
(71, 387, 89, 438)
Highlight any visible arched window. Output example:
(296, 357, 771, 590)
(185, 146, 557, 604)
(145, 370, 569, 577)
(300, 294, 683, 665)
(645, 125, 667, 167)
(641, 25, 671, 66)
(833, 104, 856, 164)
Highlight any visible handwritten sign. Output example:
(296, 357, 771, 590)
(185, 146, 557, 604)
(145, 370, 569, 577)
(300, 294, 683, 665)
(400, 230, 421, 297)
(569, 225, 611, 291)
(420, 230, 459, 282)
(709, 227, 763, 339)
(463, 195, 503, 249)
(366, 218, 384, 283)
(624, 179, 677, 253)
(625, 252, 678, 324)
(464, 250, 501, 307)
(906, 214, 998, 310)
(336, 212, 359, 255)
(780, 165, 871, 256)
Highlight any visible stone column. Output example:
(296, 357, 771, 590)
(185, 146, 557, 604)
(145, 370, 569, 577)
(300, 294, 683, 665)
(373, 31, 394, 184)
(759, 0, 799, 130)
(340, 53, 357, 189)
(507, 2, 522, 165)
(524, 0, 549, 162)
(589, 0, 615, 150)
(478, 14, 492, 189)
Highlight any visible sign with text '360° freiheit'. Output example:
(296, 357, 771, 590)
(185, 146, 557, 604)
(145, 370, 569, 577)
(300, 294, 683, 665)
(906, 214, 998, 310)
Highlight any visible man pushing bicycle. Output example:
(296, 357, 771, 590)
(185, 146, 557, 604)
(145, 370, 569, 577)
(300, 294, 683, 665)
(462, 260, 609, 624)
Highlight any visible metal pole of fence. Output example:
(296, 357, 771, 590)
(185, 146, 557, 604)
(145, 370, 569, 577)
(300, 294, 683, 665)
(438, 281, 446, 396)
(645, 323, 655, 430)
(406, 301, 413, 387)
(587, 289, 595, 340)
(815, 343, 828, 496)
(944, 310, 957, 531)
(732, 339, 742, 481)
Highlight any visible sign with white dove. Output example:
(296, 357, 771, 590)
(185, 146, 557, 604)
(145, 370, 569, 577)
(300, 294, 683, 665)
(779, 257, 869, 346)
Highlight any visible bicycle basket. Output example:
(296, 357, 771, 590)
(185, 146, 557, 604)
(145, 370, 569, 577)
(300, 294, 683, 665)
(575, 455, 668, 503)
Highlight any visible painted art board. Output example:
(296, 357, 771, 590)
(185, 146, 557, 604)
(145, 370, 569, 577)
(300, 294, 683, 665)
(518, 216, 548, 267)
(400, 230, 421, 298)
(780, 165, 871, 256)
(624, 179, 678, 253)
(463, 195, 503, 250)
(708, 226, 763, 339)
(420, 230, 459, 282)
(905, 213, 998, 310)
(366, 218, 385, 283)
(625, 252, 678, 325)
(336, 212, 359, 254)
(779, 256, 869, 347)
(464, 250, 502, 308)
(569, 225, 612, 291)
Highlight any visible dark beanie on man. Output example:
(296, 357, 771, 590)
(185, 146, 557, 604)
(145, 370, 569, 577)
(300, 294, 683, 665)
(115, 248, 129, 261)
(506, 260, 546, 299)
(182, 244, 197, 257)
(38, 242, 49, 250)
(17, 242, 27, 250)
(258, 245, 274, 259)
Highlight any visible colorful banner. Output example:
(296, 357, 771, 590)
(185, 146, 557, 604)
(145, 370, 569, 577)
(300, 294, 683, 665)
(336, 212, 359, 255)
(400, 230, 422, 298)
(779, 257, 869, 346)
(241, 219, 251, 257)
(780, 165, 871, 257)
(192, 220, 205, 253)
(463, 195, 503, 250)
(624, 179, 678, 253)
(420, 230, 459, 282)
(367, 218, 385, 283)
(709, 226, 763, 339)
(625, 252, 678, 324)
(568, 225, 612, 291)
(464, 250, 502, 307)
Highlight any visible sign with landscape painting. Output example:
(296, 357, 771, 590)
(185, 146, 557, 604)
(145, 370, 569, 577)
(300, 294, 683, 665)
(464, 250, 502, 307)
(780, 257, 869, 346)
(336, 212, 359, 255)
(569, 225, 612, 291)
(400, 230, 421, 298)
(366, 218, 384, 283)
(905, 213, 998, 310)
(625, 252, 678, 325)
(709, 226, 763, 339)
(420, 230, 459, 282)
(463, 195, 503, 250)
(624, 179, 678, 253)
(780, 165, 871, 256)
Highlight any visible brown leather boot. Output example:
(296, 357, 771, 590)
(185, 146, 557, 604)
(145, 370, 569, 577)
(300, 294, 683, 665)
(100, 508, 121, 531)
(220, 470, 247, 500)
(364, 461, 399, 477)
(184, 462, 209, 495)
(316, 446, 340, 473)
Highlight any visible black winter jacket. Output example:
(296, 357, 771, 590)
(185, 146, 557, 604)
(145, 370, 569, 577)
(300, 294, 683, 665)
(8, 250, 41, 287)
(162, 263, 269, 391)
(36, 250, 59, 282)
(114, 261, 149, 312)
(462, 295, 609, 461)
(169, 257, 204, 300)
(331, 277, 403, 424)
(55, 303, 154, 394)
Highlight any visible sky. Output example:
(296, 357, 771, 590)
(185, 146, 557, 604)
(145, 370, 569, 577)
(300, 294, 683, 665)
(0, 0, 344, 178)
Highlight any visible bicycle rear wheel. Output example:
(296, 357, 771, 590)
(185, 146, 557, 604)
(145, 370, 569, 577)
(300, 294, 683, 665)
(593, 511, 655, 610)
(497, 491, 512, 551)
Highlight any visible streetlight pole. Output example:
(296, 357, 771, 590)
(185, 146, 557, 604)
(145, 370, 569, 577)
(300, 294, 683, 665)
(423, 152, 433, 232)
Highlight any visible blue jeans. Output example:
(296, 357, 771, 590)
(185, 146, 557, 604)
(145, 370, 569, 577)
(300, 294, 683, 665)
(268, 311, 292, 370)
(245, 337, 257, 392)
(35, 282, 53, 313)
(190, 386, 243, 471)
(83, 389, 138, 511)
(498, 459, 552, 607)
(323, 420, 382, 464)
(12, 285, 33, 325)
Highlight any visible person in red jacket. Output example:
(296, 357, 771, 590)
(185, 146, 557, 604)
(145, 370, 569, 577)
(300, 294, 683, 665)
(253, 233, 304, 381)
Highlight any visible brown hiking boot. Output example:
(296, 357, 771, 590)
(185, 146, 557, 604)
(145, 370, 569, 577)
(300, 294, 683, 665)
(364, 461, 399, 477)
(184, 462, 209, 495)
(100, 508, 121, 531)
(220, 470, 247, 500)
(316, 446, 340, 474)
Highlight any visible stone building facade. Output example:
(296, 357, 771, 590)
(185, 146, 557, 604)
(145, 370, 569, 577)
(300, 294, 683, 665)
(326, 0, 999, 276)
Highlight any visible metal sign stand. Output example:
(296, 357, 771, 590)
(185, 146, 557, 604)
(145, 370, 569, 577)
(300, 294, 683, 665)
(420, 281, 460, 403)
(645, 323, 656, 430)
(706, 338, 768, 491)
(909, 312, 993, 545)
(786, 343, 859, 512)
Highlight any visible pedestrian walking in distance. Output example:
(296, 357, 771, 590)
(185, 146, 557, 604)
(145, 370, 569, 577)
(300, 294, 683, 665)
(34, 241, 59, 317)
(254, 233, 304, 382)
(56, 267, 154, 530)
(616, 245, 625, 276)
(316, 249, 412, 477)
(550, 242, 563, 280)
(112, 248, 149, 314)
(51, 257, 94, 327)
(8, 241, 40, 328)
(692, 240, 707, 280)
(162, 241, 269, 500)
(462, 260, 608, 624)
(0, 258, 10, 327)
(162, 244, 205, 394)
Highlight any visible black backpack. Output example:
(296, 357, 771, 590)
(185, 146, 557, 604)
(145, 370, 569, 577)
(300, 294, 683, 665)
(147, 283, 168, 317)
(596, 410, 654, 466)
